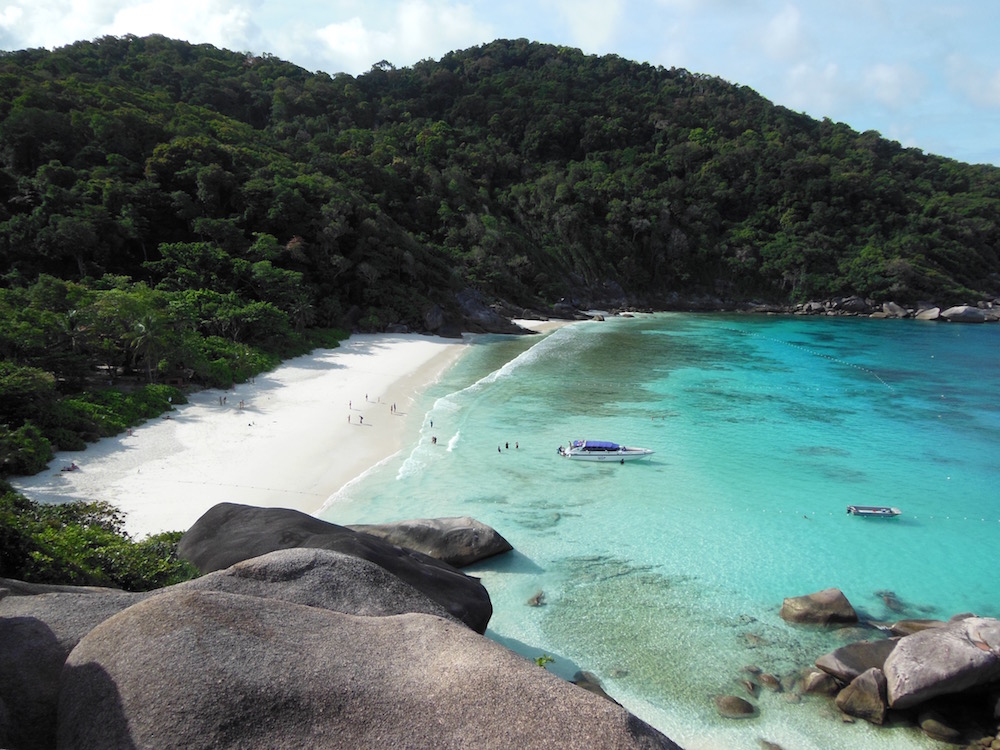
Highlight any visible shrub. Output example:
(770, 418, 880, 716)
(0, 422, 53, 476)
(0, 489, 199, 591)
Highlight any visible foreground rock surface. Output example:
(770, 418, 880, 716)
(176, 547, 463, 623)
(347, 516, 513, 567)
(177, 502, 493, 633)
(60, 589, 681, 750)
(0, 586, 146, 750)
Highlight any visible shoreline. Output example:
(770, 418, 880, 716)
(11, 332, 471, 539)
(11, 320, 566, 539)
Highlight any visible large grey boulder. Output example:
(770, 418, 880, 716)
(176, 547, 461, 624)
(835, 667, 888, 724)
(882, 301, 908, 318)
(0, 577, 124, 597)
(815, 638, 899, 683)
(0, 588, 145, 750)
(941, 305, 987, 323)
(884, 616, 1000, 709)
(779, 588, 858, 625)
(347, 516, 513, 567)
(177, 502, 492, 633)
(59, 589, 681, 750)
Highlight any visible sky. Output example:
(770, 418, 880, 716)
(2, 1, 999, 166)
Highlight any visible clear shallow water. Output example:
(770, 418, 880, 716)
(321, 313, 1000, 750)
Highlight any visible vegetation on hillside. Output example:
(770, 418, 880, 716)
(0, 483, 198, 589)
(1, 35, 999, 479)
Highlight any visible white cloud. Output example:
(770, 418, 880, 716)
(761, 3, 803, 62)
(0, 4, 25, 32)
(946, 53, 1000, 108)
(862, 63, 923, 109)
(547, 0, 625, 51)
(783, 61, 840, 114)
(108, 0, 257, 51)
(0, 0, 259, 53)
(314, 0, 493, 74)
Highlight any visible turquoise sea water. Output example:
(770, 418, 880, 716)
(321, 313, 1000, 750)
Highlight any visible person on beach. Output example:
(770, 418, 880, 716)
(359, 415, 363, 425)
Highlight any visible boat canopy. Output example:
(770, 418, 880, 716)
(572, 440, 620, 451)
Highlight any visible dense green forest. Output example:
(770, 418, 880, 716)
(2, 34, 999, 586)
(2, 34, 1000, 481)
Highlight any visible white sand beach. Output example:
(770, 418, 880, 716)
(11, 332, 473, 539)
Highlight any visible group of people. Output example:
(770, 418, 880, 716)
(348, 394, 400, 425)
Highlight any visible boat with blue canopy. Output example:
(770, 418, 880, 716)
(558, 440, 654, 462)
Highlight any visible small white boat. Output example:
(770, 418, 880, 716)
(846, 505, 901, 517)
(558, 440, 654, 462)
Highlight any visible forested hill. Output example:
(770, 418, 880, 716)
(3, 35, 1000, 326)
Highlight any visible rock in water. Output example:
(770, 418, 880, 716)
(714, 695, 756, 719)
(779, 588, 858, 625)
(834, 667, 888, 725)
(59, 589, 682, 750)
(347, 516, 512, 567)
(883, 616, 1000, 709)
(940, 305, 986, 323)
(178, 502, 493, 633)
(815, 638, 899, 683)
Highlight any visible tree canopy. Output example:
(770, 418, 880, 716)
(1, 35, 999, 474)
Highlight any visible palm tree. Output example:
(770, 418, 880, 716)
(130, 313, 163, 383)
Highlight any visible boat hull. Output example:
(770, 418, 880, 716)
(846, 505, 901, 517)
(558, 440, 654, 462)
(562, 450, 653, 462)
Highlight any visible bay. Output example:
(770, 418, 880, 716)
(322, 313, 1000, 750)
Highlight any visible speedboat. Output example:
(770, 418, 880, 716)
(846, 505, 901, 517)
(557, 440, 654, 462)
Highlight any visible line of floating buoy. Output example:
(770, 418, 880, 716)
(724, 327, 894, 390)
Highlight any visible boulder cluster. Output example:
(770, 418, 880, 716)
(0, 502, 680, 750)
(789, 296, 1000, 322)
(713, 587, 1000, 746)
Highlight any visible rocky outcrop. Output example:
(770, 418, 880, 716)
(59, 589, 681, 750)
(835, 667, 888, 724)
(800, 669, 840, 696)
(815, 638, 899, 683)
(788, 606, 1000, 744)
(347, 516, 513, 567)
(779, 588, 858, 625)
(883, 616, 1000, 709)
(887, 618, 947, 636)
(882, 301, 908, 318)
(0, 588, 147, 750)
(455, 288, 533, 334)
(1, 547, 475, 748)
(940, 305, 987, 323)
(177, 502, 493, 633)
(176, 547, 463, 624)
